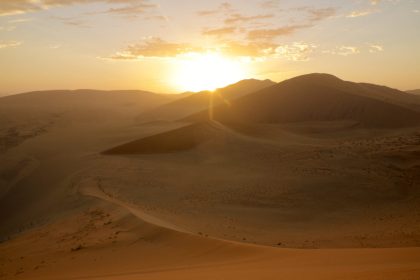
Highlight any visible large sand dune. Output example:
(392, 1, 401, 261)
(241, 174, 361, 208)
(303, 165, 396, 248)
(187, 74, 420, 127)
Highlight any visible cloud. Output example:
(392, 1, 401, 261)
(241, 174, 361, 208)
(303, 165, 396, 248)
(368, 44, 384, 53)
(347, 9, 376, 18)
(218, 41, 318, 61)
(0, 25, 16, 32)
(307, 7, 336, 21)
(0, 40, 22, 49)
(0, 1, 41, 16)
(260, 1, 280, 9)
(197, 2, 233, 16)
(50, 15, 91, 28)
(337, 46, 360, 56)
(218, 41, 278, 57)
(224, 13, 274, 25)
(199, 3, 275, 29)
(0, 0, 157, 17)
(202, 27, 237, 37)
(244, 7, 335, 40)
(346, 0, 402, 18)
(8, 18, 32, 23)
(103, 1, 158, 18)
(49, 43, 62, 49)
(274, 42, 318, 61)
(105, 37, 200, 59)
(105, 36, 320, 62)
(198, 3, 335, 44)
(247, 24, 311, 40)
(324, 46, 360, 56)
(0, 17, 31, 32)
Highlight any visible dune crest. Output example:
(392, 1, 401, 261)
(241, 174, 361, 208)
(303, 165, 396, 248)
(186, 73, 420, 128)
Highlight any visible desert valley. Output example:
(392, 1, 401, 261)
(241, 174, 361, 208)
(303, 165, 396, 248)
(1, 73, 420, 279)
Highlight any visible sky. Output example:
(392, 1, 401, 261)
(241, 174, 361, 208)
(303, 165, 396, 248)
(0, 0, 419, 95)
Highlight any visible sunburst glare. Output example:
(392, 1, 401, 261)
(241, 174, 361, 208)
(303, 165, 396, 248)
(172, 52, 249, 92)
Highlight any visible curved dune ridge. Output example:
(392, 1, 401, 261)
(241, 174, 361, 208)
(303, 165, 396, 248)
(103, 122, 216, 155)
(2, 176, 420, 280)
(186, 73, 420, 127)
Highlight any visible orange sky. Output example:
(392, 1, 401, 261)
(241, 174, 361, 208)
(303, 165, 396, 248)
(0, 0, 419, 95)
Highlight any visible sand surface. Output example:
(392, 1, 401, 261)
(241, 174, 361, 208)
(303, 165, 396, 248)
(1, 79, 420, 279)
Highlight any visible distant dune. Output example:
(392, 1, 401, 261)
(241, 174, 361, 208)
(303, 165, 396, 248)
(137, 79, 275, 122)
(0, 89, 181, 152)
(185, 74, 420, 127)
(0, 89, 180, 115)
(407, 89, 420, 95)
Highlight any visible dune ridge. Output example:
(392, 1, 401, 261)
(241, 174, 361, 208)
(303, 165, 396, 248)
(186, 73, 420, 127)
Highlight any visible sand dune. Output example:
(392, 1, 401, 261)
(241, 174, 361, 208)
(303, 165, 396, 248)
(104, 122, 216, 155)
(187, 74, 420, 127)
(0, 89, 180, 152)
(0, 89, 180, 124)
(137, 79, 275, 122)
(407, 89, 420, 95)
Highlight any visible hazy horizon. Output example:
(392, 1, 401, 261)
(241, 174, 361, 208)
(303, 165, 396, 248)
(0, 73, 419, 98)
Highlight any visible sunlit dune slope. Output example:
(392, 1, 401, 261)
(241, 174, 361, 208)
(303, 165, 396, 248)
(137, 79, 275, 122)
(186, 74, 420, 127)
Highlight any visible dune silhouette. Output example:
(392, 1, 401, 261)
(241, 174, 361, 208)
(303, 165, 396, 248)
(186, 74, 420, 128)
(0, 89, 178, 113)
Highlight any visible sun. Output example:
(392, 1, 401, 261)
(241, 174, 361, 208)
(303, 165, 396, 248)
(172, 52, 248, 92)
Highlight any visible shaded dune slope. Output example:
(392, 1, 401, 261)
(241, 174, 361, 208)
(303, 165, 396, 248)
(186, 74, 420, 128)
(103, 122, 215, 155)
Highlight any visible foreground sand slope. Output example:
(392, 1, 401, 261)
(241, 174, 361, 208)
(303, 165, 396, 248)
(1, 185, 420, 280)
